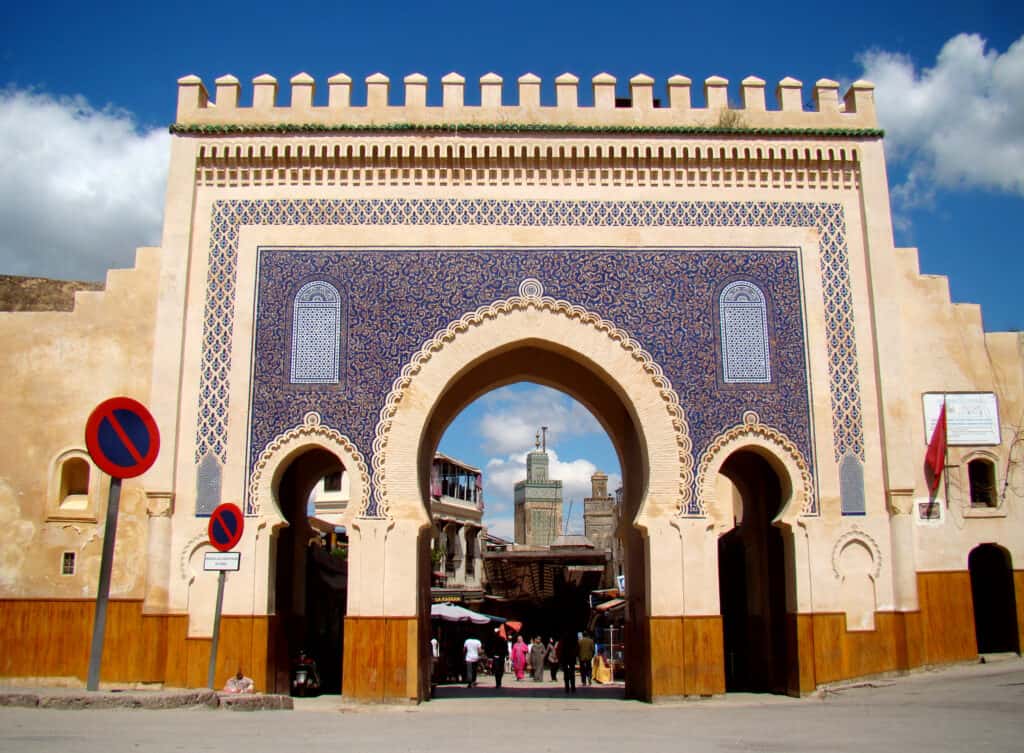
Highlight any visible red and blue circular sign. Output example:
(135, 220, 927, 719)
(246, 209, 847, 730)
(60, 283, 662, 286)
(85, 397, 160, 479)
(208, 502, 245, 552)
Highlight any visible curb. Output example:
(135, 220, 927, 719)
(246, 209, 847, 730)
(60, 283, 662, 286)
(0, 690, 293, 711)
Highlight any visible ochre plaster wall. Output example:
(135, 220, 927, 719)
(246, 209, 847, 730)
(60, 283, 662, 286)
(0, 249, 161, 602)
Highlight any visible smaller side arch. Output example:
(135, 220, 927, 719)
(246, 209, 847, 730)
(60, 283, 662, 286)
(831, 528, 882, 631)
(697, 411, 815, 526)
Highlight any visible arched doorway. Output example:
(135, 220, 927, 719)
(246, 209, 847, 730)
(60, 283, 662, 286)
(717, 450, 793, 693)
(270, 447, 349, 694)
(430, 382, 624, 692)
(418, 346, 647, 698)
(969, 544, 1020, 655)
(361, 290, 696, 703)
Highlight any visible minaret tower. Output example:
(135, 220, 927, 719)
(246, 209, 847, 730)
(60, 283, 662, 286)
(583, 472, 616, 553)
(513, 427, 563, 547)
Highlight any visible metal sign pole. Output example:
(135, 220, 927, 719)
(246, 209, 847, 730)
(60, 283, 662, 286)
(207, 570, 227, 689)
(87, 477, 122, 691)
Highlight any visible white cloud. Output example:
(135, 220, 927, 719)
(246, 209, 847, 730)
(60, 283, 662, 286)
(0, 89, 170, 280)
(477, 386, 603, 455)
(482, 447, 621, 537)
(858, 33, 1024, 210)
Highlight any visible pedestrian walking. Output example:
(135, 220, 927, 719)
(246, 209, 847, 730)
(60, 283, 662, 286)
(463, 634, 483, 688)
(559, 628, 579, 694)
(546, 637, 559, 681)
(511, 635, 529, 680)
(578, 630, 595, 686)
(489, 628, 508, 689)
(529, 636, 546, 681)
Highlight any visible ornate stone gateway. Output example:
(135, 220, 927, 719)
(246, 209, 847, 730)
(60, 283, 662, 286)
(166, 72, 889, 700)
(3, 69, 1021, 701)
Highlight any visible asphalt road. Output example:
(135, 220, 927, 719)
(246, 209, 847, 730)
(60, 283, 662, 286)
(1, 659, 1022, 753)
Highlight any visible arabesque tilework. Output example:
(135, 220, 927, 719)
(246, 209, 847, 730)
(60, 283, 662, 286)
(194, 199, 865, 516)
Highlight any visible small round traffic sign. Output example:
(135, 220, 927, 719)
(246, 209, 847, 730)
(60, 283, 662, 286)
(208, 503, 244, 552)
(85, 397, 160, 479)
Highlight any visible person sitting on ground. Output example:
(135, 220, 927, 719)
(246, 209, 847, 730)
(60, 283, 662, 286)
(224, 669, 254, 694)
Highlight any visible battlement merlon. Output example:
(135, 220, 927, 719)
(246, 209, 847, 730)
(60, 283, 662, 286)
(174, 72, 878, 132)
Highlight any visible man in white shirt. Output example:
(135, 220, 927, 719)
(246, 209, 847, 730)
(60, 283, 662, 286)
(463, 635, 483, 688)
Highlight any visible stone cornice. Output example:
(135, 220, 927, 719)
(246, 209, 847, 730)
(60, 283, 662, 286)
(171, 122, 884, 139)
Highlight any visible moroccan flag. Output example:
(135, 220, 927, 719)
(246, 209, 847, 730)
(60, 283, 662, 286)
(925, 402, 947, 494)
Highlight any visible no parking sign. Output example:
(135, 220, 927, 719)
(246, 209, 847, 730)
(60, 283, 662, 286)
(205, 502, 245, 690)
(83, 396, 160, 691)
(85, 397, 160, 478)
(208, 503, 245, 552)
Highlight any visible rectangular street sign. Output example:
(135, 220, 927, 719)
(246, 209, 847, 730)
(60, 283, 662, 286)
(204, 551, 241, 571)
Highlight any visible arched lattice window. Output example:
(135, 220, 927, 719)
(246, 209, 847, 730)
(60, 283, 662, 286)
(290, 281, 342, 384)
(720, 281, 771, 384)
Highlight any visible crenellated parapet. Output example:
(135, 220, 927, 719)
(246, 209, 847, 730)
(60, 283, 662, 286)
(173, 71, 879, 134)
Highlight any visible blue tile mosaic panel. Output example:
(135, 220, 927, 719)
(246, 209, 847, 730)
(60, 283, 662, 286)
(250, 247, 812, 517)
(193, 199, 865, 517)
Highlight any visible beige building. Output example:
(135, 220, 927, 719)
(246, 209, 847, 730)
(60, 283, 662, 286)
(429, 453, 485, 605)
(1, 69, 1022, 702)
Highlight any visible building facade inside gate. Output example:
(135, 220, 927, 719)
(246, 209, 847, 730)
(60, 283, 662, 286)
(1, 69, 1022, 700)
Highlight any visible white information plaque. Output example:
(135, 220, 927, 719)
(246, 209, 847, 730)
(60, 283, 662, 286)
(923, 393, 1000, 446)
(203, 551, 241, 571)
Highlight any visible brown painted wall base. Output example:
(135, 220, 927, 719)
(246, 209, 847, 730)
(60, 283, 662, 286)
(4, 569, 1019, 700)
(0, 600, 270, 691)
(648, 616, 725, 697)
(918, 571, 979, 665)
(341, 616, 417, 702)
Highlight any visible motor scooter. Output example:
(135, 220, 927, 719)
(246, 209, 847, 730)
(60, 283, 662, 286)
(290, 650, 321, 697)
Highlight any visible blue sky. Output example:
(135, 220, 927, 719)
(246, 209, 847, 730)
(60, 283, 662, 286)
(3, 1, 1022, 537)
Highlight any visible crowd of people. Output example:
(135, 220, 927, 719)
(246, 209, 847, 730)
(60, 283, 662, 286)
(457, 627, 608, 693)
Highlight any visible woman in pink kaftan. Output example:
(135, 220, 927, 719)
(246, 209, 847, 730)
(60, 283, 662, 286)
(511, 635, 529, 680)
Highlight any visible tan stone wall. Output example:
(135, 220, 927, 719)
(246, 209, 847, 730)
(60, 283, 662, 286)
(882, 246, 1024, 574)
(0, 248, 161, 600)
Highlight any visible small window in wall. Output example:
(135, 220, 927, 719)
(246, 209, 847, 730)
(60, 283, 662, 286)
(290, 280, 342, 384)
(60, 458, 90, 511)
(968, 458, 998, 507)
(720, 281, 771, 384)
(323, 471, 343, 492)
(48, 451, 97, 522)
(61, 551, 76, 576)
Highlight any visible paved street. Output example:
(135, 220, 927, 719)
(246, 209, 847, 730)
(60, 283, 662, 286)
(1, 659, 1023, 753)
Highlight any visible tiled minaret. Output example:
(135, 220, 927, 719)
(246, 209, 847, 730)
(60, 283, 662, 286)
(513, 427, 563, 547)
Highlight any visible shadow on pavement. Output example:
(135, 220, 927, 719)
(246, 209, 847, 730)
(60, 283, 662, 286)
(432, 677, 625, 700)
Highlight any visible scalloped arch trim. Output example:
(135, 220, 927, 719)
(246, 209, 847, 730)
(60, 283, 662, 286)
(368, 283, 694, 519)
(831, 527, 882, 580)
(248, 411, 370, 519)
(696, 410, 816, 519)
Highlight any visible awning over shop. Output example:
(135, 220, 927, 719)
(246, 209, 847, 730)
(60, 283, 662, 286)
(430, 603, 495, 624)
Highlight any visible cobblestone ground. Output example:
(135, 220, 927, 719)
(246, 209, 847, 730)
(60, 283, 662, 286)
(1, 659, 1022, 753)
